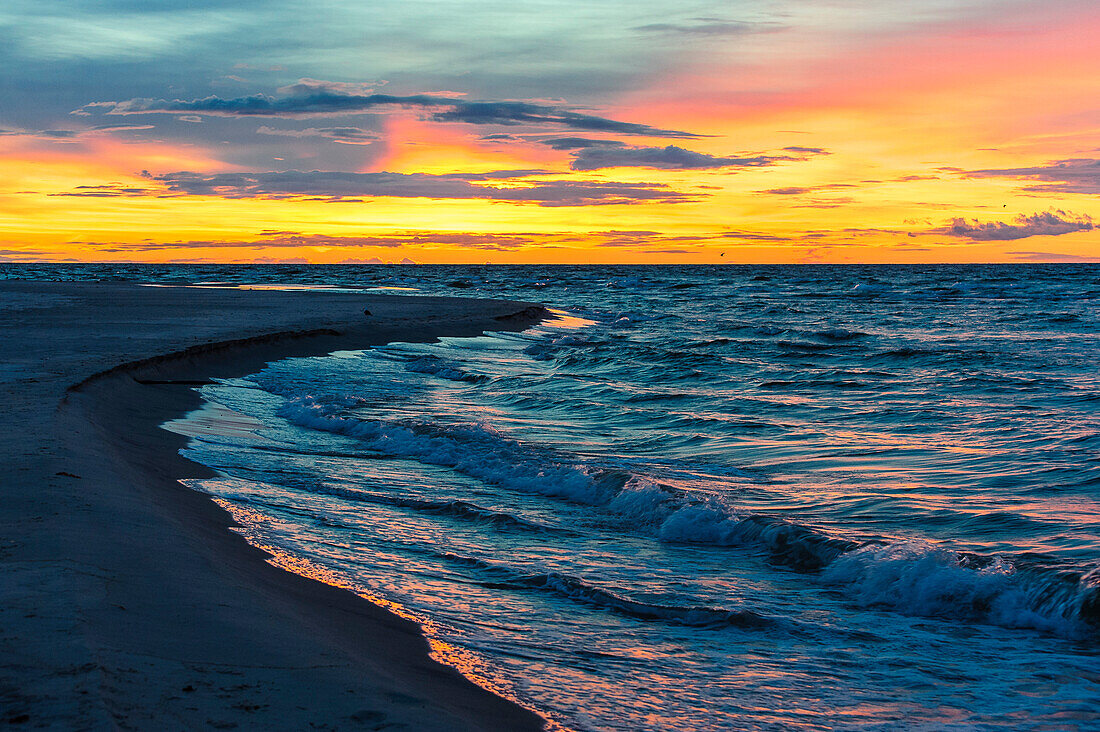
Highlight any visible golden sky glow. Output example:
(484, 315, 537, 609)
(2, 0, 1098, 263)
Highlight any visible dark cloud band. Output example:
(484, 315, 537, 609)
(142, 169, 697, 207)
(77, 86, 700, 138)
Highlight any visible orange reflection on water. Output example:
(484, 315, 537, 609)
(207, 497, 565, 730)
(544, 308, 598, 330)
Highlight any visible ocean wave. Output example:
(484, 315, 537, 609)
(278, 396, 618, 505)
(277, 397, 854, 566)
(868, 346, 997, 362)
(621, 390, 693, 403)
(599, 479, 856, 571)
(759, 379, 874, 390)
(442, 552, 776, 629)
(404, 354, 486, 382)
(514, 572, 775, 629)
(521, 333, 600, 361)
(810, 328, 867, 341)
(685, 337, 733, 348)
(335, 490, 565, 533)
(611, 480, 1100, 637)
(776, 339, 834, 351)
(276, 394, 1099, 639)
(821, 541, 1100, 638)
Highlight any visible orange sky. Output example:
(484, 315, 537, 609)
(1, 0, 1098, 264)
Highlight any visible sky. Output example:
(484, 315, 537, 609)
(1, 0, 1098, 264)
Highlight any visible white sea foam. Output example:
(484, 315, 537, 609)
(822, 540, 1097, 636)
(278, 397, 614, 505)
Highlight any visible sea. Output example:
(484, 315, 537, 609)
(7, 263, 1099, 730)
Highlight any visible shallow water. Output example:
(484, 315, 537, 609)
(15, 263, 1099, 729)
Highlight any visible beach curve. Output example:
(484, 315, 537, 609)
(0, 280, 548, 730)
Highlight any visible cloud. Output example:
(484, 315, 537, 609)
(339, 257, 385, 264)
(252, 256, 310, 264)
(428, 101, 684, 136)
(75, 83, 700, 138)
(756, 182, 855, 195)
(937, 210, 1094, 240)
(0, 125, 154, 142)
(0, 128, 78, 140)
(782, 146, 829, 155)
(85, 233, 398, 252)
(140, 169, 696, 206)
(1008, 251, 1100, 262)
(570, 145, 788, 171)
(592, 230, 671, 247)
(760, 187, 808, 195)
(91, 227, 816, 254)
(967, 158, 1100, 195)
(537, 137, 627, 150)
(49, 183, 157, 197)
(0, 248, 51, 259)
(596, 228, 795, 245)
(568, 144, 827, 171)
(77, 223, 946, 257)
(83, 230, 556, 253)
(440, 169, 548, 180)
(715, 230, 792, 242)
(790, 197, 856, 209)
(635, 21, 782, 36)
(276, 78, 384, 96)
(256, 125, 380, 145)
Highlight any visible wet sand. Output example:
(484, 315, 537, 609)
(0, 280, 547, 730)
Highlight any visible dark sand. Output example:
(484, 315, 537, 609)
(0, 280, 547, 730)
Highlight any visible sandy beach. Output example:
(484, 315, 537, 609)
(0, 280, 547, 730)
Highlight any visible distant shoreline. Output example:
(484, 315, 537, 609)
(0, 280, 547, 729)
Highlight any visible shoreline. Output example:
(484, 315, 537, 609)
(1, 281, 547, 729)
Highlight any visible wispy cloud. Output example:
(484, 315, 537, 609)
(634, 20, 783, 36)
(759, 187, 812, 195)
(0, 128, 79, 140)
(0, 124, 154, 142)
(255, 125, 380, 145)
(781, 146, 829, 155)
(568, 144, 824, 171)
(0, 248, 52, 259)
(49, 183, 157, 198)
(756, 182, 855, 195)
(93, 232, 406, 252)
(967, 159, 1100, 195)
(1008, 251, 1100, 262)
(535, 137, 628, 150)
